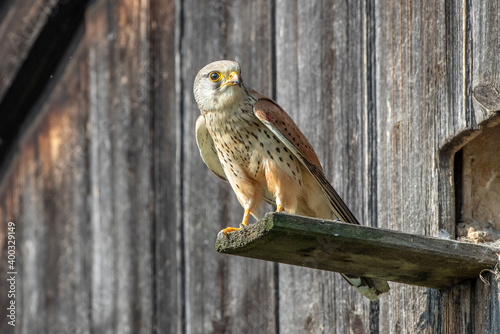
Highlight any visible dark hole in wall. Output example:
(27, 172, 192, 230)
(454, 148, 464, 224)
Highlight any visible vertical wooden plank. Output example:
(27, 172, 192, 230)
(109, 2, 134, 329)
(469, 2, 500, 329)
(437, 0, 467, 236)
(276, 0, 375, 332)
(374, 0, 451, 235)
(70, 48, 93, 334)
(181, 1, 276, 332)
(86, 0, 153, 332)
(18, 138, 48, 334)
(149, 0, 183, 332)
(443, 282, 473, 333)
(181, 2, 229, 331)
(86, 2, 117, 331)
(0, 28, 91, 333)
(474, 273, 500, 333)
(371, 0, 492, 332)
(439, 0, 475, 330)
(0, 129, 39, 334)
(107, 0, 153, 332)
(443, 2, 500, 333)
(471, 0, 500, 124)
(0, 177, 24, 334)
(374, 0, 442, 331)
(0, 178, 20, 334)
(375, 0, 426, 332)
(40, 65, 85, 334)
(223, 2, 278, 333)
(2, 1, 156, 332)
(275, 2, 324, 330)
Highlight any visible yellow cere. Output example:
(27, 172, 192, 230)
(228, 71, 238, 80)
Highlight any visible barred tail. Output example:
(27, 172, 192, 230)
(341, 274, 390, 301)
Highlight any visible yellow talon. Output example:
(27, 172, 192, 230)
(219, 208, 251, 236)
(276, 204, 284, 212)
(219, 226, 241, 236)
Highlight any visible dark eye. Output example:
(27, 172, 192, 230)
(209, 71, 222, 82)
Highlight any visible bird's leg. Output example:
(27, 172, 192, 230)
(240, 207, 251, 226)
(275, 196, 284, 212)
(218, 181, 262, 236)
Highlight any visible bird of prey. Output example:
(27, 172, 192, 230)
(193, 60, 389, 300)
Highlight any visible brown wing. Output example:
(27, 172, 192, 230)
(195, 115, 228, 182)
(252, 90, 323, 169)
(252, 91, 360, 225)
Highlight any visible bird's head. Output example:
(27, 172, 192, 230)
(193, 60, 246, 112)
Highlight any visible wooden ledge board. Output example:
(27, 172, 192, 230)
(215, 212, 499, 289)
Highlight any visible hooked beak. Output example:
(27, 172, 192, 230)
(221, 71, 241, 88)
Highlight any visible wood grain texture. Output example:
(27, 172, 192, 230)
(0, 27, 90, 334)
(180, 1, 277, 333)
(216, 213, 499, 289)
(149, 0, 184, 332)
(86, 3, 116, 331)
(375, 0, 500, 333)
(0, 0, 58, 100)
(0, 1, 152, 333)
(0, 0, 500, 333)
(275, 1, 374, 332)
(471, 0, 500, 123)
(221, 3, 279, 332)
(374, 0, 457, 332)
(0, 0, 88, 162)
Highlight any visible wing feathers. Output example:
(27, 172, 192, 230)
(302, 160, 360, 225)
(252, 95, 390, 299)
(252, 94, 359, 225)
(195, 115, 228, 182)
(252, 92, 323, 169)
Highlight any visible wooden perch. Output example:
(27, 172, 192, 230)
(216, 212, 500, 289)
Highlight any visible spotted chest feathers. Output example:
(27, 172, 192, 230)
(204, 100, 305, 212)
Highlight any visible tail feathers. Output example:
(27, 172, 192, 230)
(341, 274, 390, 301)
(298, 157, 391, 300)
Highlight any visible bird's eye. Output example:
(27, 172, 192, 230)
(209, 71, 223, 82)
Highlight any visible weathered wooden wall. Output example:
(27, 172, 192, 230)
(0, 0, 499, 333)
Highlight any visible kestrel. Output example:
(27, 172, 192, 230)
(193, 60, 389, 300)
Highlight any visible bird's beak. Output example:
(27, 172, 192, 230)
(221, 71, 241, 88)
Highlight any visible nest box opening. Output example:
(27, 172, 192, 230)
(454, 122, 500, 243)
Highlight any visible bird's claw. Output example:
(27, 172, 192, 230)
(218, 226, 241, 237)
(218, 208, 250, 237)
